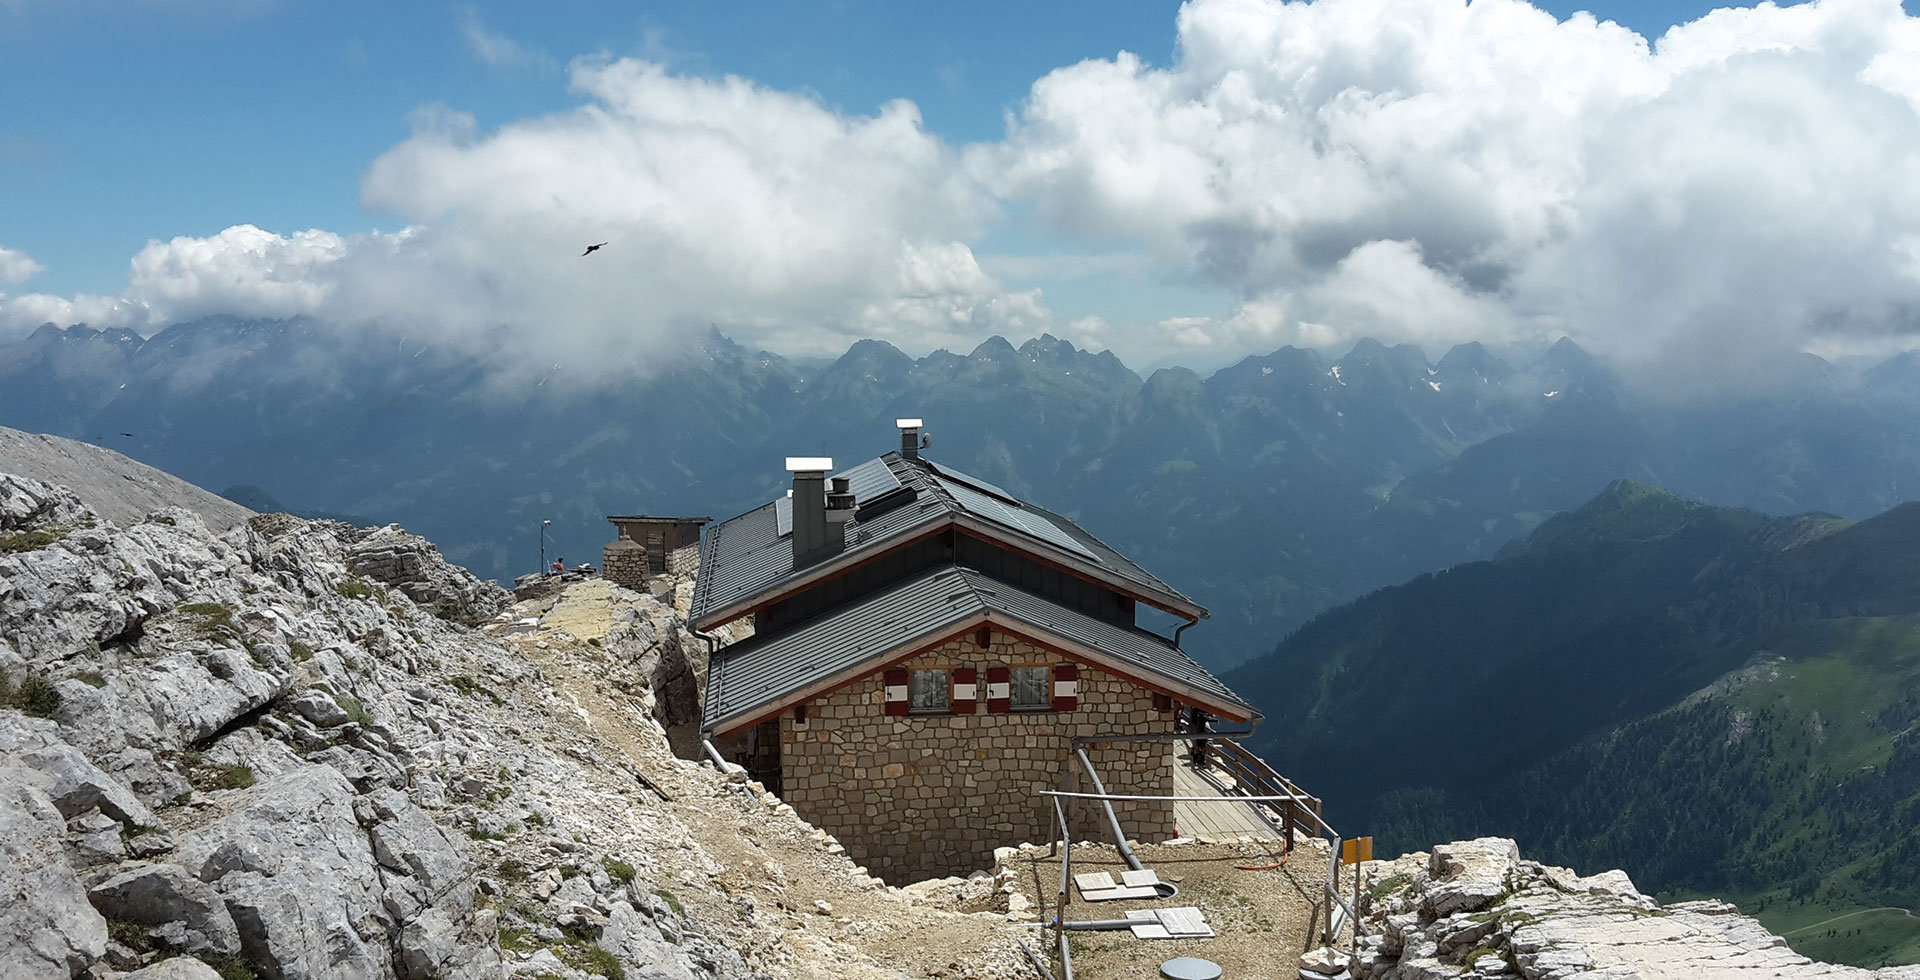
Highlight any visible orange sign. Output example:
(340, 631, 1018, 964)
(1341, 837, 1374, 865)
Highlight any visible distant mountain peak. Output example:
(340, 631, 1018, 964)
(969, 335, 1016, 359)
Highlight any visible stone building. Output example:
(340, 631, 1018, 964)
(694, 420, 1258, 883)
(603, 515, 709, 592)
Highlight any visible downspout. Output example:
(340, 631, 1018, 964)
(690, 624, 725, 772)
(1172, 616, 1199, 649)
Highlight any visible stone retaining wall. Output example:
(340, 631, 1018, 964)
(779, 631, 1178, 883)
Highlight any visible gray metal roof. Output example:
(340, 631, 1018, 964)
(690, 453, 1202, 624)
(703, 564, 1254, 734)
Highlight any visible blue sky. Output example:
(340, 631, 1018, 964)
(5, 0, 1920, 374)
(0, 0, 1815, 295)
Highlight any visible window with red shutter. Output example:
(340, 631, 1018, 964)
(952, 668, 977, 714)
(1052, 664, 1079, 711)
(884, 668, 909, 716)
(986, 666, 1011, 713)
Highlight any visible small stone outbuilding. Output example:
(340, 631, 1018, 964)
(694, 421, 1258, 883)
(603, 515, 708, 592)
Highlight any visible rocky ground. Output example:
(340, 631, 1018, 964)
(0, 471, 1033, 980)
(1341, 837, 1920, 980)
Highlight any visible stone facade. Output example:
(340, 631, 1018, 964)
(602, 539, 649, 592)
(604, 518, 706, 593)
(778, 632, 1178, 884)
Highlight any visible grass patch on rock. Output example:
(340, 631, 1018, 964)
(0, 672, 62, 718)
(601, 857, 637, 885)
(0, 528, 64, 552)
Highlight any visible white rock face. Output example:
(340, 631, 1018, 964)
(0, 779, 107, 977)
(0, 469, 1038, 980)
(1354, 838, 1915, 980)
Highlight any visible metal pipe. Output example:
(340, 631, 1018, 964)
(1057, 927, 1074, 980)
(1172, 616, 1198, 648)
(1057, 918, 1144, 931)
(1016, 939, 1058, 980)
(1054, 798, 1072, 910)
(1042, 790, 1320, 803)
(1072, 747, 1142, 873)
(700, 737, 730, 771)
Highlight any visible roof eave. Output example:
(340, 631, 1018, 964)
(692, 512, 1206, 631)
(704, 609, 1253, 738)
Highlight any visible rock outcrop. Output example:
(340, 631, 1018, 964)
(0, 470, 1033, 980)
(1343, 837, 1919, 980)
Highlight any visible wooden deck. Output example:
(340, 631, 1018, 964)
(1170, 758, 1285, 841)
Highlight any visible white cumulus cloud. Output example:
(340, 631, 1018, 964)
(13, 0, 1920, 377)
(976, 0, 1920, 368)
(0, 246, 42, 284)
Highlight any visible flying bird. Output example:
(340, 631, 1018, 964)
(581, 243, 608, 256)
(120, 432, 135, 438)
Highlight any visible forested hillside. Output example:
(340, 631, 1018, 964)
(1233, 484, 1920, 967)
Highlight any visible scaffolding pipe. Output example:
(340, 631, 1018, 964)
(1016, 939, 1059, 980)
(1071, 747, 1142, 873)
(1042, 790, 1318, 803)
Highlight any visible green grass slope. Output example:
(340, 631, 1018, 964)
(1380, 614, 1920, 966)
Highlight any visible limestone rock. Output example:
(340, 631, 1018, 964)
(341, 524, 507, 625)
(0, 780, 107, 978)
(1424, 837, 1518, 916)
(177, 766, 389, 980)
(119, 957, 227, 980)
(290, 689, 351, 728)
(1352, 839, 1911, 980)
(88, 862, 242, 956)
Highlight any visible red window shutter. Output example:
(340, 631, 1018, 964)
(986, 666, 1011, 713)
(884, 668, 909, 716)
(952, 668, 977, 714)
(1052, 664, 1079, 712)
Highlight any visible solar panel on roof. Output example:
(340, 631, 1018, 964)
(944, 481, 1100, 561)
(838, 457, 902, 501)
(929, 462, 1015, 502)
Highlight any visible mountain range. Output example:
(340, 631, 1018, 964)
(5, 316, 1920, 669)
(1232, 481, 1920, 967)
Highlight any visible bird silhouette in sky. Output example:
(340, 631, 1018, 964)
(581, 243, 608, 256)
(120, 432, 135, 438)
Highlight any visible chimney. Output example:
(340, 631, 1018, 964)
(787, 457, 843, 567)
(897, 418, 924, 461)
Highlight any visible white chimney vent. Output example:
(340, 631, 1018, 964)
(895, 418, 924, 429)
(785, 456, 834, 472)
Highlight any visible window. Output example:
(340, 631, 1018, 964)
(1010, 664, 1051, 709)
(909, 668, 950, 713)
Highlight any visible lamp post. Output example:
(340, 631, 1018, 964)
(539, 520, 552, 575)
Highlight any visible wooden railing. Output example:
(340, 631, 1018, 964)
(1196, 737, 1329, 846)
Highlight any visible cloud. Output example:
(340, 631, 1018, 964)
(14, 0, 1920, 377)
(459, 8, 549, 70)
(976, 0, 1920, 368)
(0, 246, 42, 284)
(0, 58, 1030, 372)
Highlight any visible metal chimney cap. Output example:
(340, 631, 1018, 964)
(785, 456, 834, 472)
(895, 418, 924, 429)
